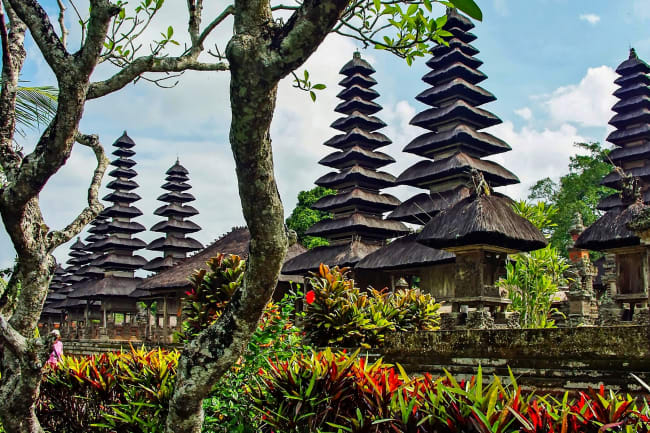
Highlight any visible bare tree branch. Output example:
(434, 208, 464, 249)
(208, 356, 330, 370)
(68, 0, 85, 48)
(46, 132, 108, 250)
(56, 0, 68, 49)
(195, 4, 234, 50)
(87, 56, 228, 100)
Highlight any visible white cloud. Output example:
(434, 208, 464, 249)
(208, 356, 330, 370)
(544, 65, 617, 127)
(579, 14, 601, 25)
(634, 0, 650, 21)
(514, 107, 533, 121)
(486, 122, 587, 200)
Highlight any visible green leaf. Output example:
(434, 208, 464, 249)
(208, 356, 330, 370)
(304, 69, 309, 80)
(423, 0, 432, 12)
(373, 0, 381, 11)
(309, 91, 315, 101)
(407, 4, 418, 15)
(312, 84, 326, 90)
(167, 25, 173, 39)
(451, 0, 483, 21)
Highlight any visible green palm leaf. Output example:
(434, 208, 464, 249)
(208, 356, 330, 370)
(1, 80, 58, 136)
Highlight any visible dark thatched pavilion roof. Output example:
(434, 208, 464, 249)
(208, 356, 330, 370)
(418, 194, 547, 252)
(574, 202, 644, 251)
(282, 239, 381, 275)
(136, 227, 307, 294)
(356, 234, 454, 270)
(68, 276, 142, 300)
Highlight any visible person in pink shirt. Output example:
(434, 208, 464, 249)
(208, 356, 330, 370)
(47, 329, 63, 367)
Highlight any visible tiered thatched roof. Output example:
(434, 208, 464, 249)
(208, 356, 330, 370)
(144, 160, 203, 272)
(284, 52, 408, 274)
(578, 49, 650, 251)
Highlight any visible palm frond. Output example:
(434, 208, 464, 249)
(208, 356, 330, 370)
(0, 80, 58, 136)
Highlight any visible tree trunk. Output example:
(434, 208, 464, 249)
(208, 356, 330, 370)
(164, 31, 287, 432)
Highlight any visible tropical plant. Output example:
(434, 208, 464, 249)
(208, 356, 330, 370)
(180, 253, 246, 341)
(501, 201, 570, 328)
(304, 264, 440, 347)
(203, 290, 308, 433)
(12, 83, 58, 137)
(252, 350, 650, 433)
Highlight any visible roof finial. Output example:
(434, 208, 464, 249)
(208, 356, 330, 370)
(353, 50, 361, 60)
(630, 47, 637, 59)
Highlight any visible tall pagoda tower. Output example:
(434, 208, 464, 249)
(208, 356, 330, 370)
(576, 49, 650, 322)
(388, 9, 517, 224)
(76, 213, 110, 280)
(62, 238, 92, 285)
(89, 132, 147, 275)
(598, 48, 650, 211)
(144, 159, 203, 273)
(283, 52, 409, 277)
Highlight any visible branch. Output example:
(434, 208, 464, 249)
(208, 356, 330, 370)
(0, 2, 10, 67)
(76, 0, 120, 75)
(271, 4, 300, 11)
(0, 314, 27, 355)
(269, 0, 350, 78)
(56, 0, 68, 49)
(87, 56, 228, 100)
(68, 0, 85, 48)
(5, 0, 69, 75)
(195, 5, 234, 50)
(46, 132, 108, 250)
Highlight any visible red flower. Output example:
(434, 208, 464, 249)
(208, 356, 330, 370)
(305, 290, 316, 305)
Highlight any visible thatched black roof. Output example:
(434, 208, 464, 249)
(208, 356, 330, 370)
(598, 190, 650, 211)
(306, 213, 409, 240)
(68, 276, 142, 300)
(423, 62, 485, 86)
(410, 100, 501, 131)
(316, 166, 396, 190)
(137, 227, 306, 293)
(335, 97, 382, 116)
(387, 186, 471, 224)
(418, 194, 548, 252)
(416, 78, 495, 107)
(396, 153, 519, 189)
(356, 234, 454, 270)
(575, 202, 644, 251)
(282, 239, 381, 275)
(339, 51, 376, 76)
(403, 124, 510, 159)
(319, 146, 395, 170)
(312, 188, 401, 213)
(323, 128, 392, 150)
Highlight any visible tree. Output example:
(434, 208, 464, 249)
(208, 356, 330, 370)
(528, 142, 615, 255)
(286, 186, 335, 248)
(0, 0, 481, 432)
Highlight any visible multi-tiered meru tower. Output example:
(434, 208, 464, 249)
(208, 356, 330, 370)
(283, 52, 409, 277)
(598, 48, 650, 211)
(576, 49, 650, 321)
(89, 132, 147, 275)
(389, 9, 517, 224)
(144, 160, 203, 272)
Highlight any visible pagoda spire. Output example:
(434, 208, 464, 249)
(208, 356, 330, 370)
(88, 132, 147, 276)
(283, 52, 408, 274)
(62, 237, 92, 284)
(387, 10, 517, 225)
(144, 159, 203, 272)
(597, 48, 650, 210)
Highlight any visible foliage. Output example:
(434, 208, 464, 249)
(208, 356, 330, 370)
(37, 347, 179, 433)
(286, 187, 336, 249)
(180, 253, 246, 341)
(0, 80, 58, 137)
(528, 142, 615, 255)
(499, 247, 569, 328)
(501, 202, 569, 328)
(252, 350, 650, 433)
(304, 265, 440, 348)
(202, 291, 309, 433)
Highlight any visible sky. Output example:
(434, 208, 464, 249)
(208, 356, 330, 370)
(2, 0, 650, 270)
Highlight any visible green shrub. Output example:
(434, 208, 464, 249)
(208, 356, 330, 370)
(38, 347, 179, 433)
(304, 264, 440, 348)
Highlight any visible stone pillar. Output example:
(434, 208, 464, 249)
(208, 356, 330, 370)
(599, 254, 623, 325)
(162, 296, 169, 342)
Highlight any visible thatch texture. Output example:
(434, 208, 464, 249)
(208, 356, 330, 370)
(68, 276, 142, 300)
(356, 234, 454, 270)
(137, 227, 306, 293)
(282, 240, 381, 274)
(306, 213, 409, 239)
(418, 194, 548, 252)
(575, 202, 644, 251)
(387, 187, 471, 224)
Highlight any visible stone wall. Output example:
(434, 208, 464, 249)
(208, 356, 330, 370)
(63, 339, 181, 356)
(382, 325, 650, 393)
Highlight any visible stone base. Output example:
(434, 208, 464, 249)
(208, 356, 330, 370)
(634, 307, 650, 326)
(440, 312, 463, 330)
(467, 309, 494, 329)
(599, 304, 624, 326)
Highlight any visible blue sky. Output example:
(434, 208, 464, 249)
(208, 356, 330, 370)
(2, 0, 650, 269)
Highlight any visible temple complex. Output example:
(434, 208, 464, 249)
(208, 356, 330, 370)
(282, 52, 409, 285)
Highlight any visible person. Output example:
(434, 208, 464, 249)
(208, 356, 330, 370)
(47, 329, 63, 367)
